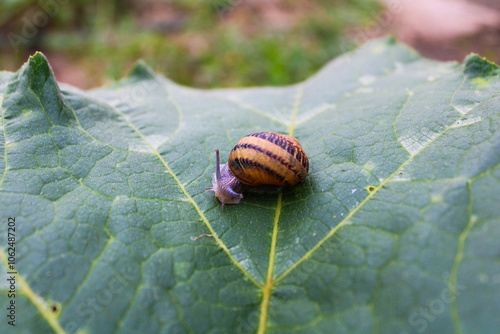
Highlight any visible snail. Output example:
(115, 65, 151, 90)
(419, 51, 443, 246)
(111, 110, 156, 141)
(206, 131, 309, 207)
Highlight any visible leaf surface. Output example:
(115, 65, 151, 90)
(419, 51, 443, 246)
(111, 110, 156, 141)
(0, 38, 499, 334)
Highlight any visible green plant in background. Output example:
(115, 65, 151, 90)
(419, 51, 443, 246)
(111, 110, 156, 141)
(0, 38, 499, 333)
(0, 0, 383, 88)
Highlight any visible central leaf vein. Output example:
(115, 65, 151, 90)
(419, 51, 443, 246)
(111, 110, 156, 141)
(258, 84, 304, 334)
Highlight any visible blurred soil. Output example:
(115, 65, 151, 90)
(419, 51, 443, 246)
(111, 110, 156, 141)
(377, 0, 500, 64)
(1, 0, 499, 88)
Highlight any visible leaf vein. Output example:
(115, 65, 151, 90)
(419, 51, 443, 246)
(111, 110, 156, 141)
(0, 249, 66, 334)
(258, 84, 303, 334)
(104, 97, 263, 288)
(274, 90, 499, 284)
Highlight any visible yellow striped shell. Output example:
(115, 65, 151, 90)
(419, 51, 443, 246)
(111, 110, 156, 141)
(228, 132, 309, 186)
(206, 132, 309, 207)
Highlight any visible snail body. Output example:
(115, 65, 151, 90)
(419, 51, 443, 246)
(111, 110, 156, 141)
(206, 132, 309, 207)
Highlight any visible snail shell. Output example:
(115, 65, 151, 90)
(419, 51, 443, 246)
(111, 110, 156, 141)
(206, 132, 309, 207)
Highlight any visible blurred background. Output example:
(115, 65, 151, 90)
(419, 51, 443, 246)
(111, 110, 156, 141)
(0, 0, 499, 89)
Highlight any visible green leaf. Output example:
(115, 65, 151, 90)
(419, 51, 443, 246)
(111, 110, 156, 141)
(1, 37, 499, 333)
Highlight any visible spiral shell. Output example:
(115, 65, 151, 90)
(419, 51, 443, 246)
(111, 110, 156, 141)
(228, 132, 309, 187)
